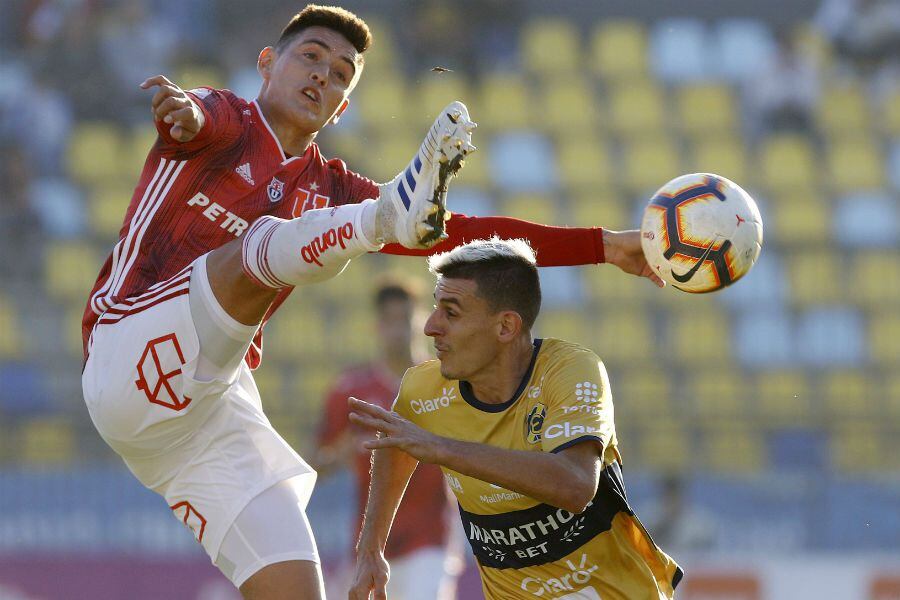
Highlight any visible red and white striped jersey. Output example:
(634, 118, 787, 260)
(83, 88, 608, 367)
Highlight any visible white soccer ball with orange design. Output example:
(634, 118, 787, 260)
(640, 173, 763, 293)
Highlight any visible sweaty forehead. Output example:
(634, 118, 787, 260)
(290, 25, 362, 64)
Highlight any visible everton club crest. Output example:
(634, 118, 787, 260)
(267, 177, 285, 203)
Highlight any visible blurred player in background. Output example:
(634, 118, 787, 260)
(80, 3, 661, 597)
(350, 239, 682, 600)
(315, 278, 460, 599)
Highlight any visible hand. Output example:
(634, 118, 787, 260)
(348, 397, 442, 463)
(602, 229, 665, 288)
(348, 548, 390, 600)
(140, 75, 205, 142)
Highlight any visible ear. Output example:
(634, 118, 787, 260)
(330, 98, 350, 125)
(497, 311, 523, 343)
(257, 47, 275, 80)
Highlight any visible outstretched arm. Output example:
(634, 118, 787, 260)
(348, 398, 602, 514)
(350, 439, 419, 600)
(141, 75, 206, 143)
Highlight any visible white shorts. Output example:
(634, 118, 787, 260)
(82, 261, 315, 565)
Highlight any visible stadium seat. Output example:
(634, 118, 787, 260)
(822, 370, 880, 422)
(636, 421, 690, 472)
(536, 309, 589, 348)
(769, 190, 830, 246)
(453, 136, 490, 187)
(817, 84, 870, 136)
(796, 307, 867, 368)
(538, 80, 600, 135)
(834, 193, 899, 248)
(847, 251, 900, 309)
(520, 18, 581, 76)
(175, 64, 226, 94)
(556, 137, 613, 191)
(445, 185, 494, 217)
(886, 372, 900, 420)
(415, 73, 473, 130)
(252, 365, 285, 414)
(734, 310, 794, 368)
(607, 81, 667, 137)
(44, 241, 100, 302)
(590, 19, 647, 80)
(686, 369, 749, 425)
(622, 137, 681, 193)
(718, 251, 789, 311)
(582, 262, 649, 307)
(500, 193, 557, 226)
(757, 134, 817, 190)
(595, 308, 655, 364)
(689, 138, 748, 185)
(676, 83, 739, 137)
(488, 132, 558, 192)
(354, 76, 409, 132)
(0, 295, 23, 359)
(827, 138, 885, 192)
(755, 370, 812, 427)
(66, 122, 126, 186)
(263, 307, 327, 360)
(570, 191, 629, 231)
(702, 425, 765, 474)
(649, 18, 709, 83)
(667, 302, 732, 365)
(476, 74, 532, 131)
(362, 133, 422, 183)
(88, 184, 132, 239)
(713, 19, 776, 83)
(888, 141, 900, 192)
(884, 87, 900, 137)
(353, 17, 397, 75)
(785, 250, 842, 305)
(65, 308, 85, 359)
(614, 368, 674, 420)
(830, 424, 884, 473)
(20, 417, 75, 465)
(868, 310, 900, 366)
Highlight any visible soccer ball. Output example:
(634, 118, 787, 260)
(640, 173, 763, 293)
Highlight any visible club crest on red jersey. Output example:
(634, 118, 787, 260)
(267, 177, 285, 203)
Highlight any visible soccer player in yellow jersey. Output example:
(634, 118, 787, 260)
(348, 237, 683, 600)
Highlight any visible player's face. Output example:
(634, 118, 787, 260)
(376, 298, 415, 356)
(259, 26, 362, 134)
(424, 278, 503, 380)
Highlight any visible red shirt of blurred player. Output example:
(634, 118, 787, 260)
(317, 281, 451, 559)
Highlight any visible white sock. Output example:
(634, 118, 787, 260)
(241, 199, 383, 290)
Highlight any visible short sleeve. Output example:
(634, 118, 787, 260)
(326, 158, 380, 206)
(540, 351, 614, 455)
(155, 87, 243, 155)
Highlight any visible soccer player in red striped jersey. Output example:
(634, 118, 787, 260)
(81, 5, 663, 599)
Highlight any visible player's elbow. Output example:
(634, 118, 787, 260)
(560, 478, 598, 514)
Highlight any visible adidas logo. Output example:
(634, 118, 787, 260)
(235, 163, 255, 186)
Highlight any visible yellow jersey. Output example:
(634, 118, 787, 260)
(393, 338, 682, 600)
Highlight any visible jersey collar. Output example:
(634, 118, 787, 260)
(251, 99, 316, 166)
(459, 339, 543, 413)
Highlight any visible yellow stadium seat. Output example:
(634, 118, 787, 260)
(637, 422, 690, 472)
(88, 184, 132, 239)
(848, 252, 900, 310)
(785, 250, 842, 305)
(689, 138, 748, 186)
(757, 134, 817, 190)
(175, 64, 225, 93)
(607, 82, 667, 137)
(66, 122, 126, 186)
(253, 365, 285, 413)
(756, 370, 813, 427)
(686, 369, 748, 423)
(452, 136, 489, 187)
(869, 311, 900, 366)
(830, 424, 884, 472)
(353, 17, 397, 74)
(66, 307, 85, 359)
(354, 76, 409, 131)
(582, 263, 650, 306)
(817, 84, 870, 135)
(595, 309, 654, 363)
(828, 138, 885, 192)
(570, 192, 629, 231)
(591, 19, 647, 80)
(20, 417, 76, 465)
(0, 295, 23, 359)
(263, 306, 327, 360)
(536, 310, 590, 348)
(415, 73, 473, 129)
(476, 74, 532, 131)
(360, 133, 420, 183)
(622, 137, 681, 193)
(556, 137, 613, 191)
(500, 193, 558, 226)
(884, 87, 900, 136)
(822, 370, 880, 423)
(614, 369, 673, 419)
(45, 241, 99, 302)
(702, 425, 764, 474)
(124, 125, 159, 182)
(667, 303, 732, 365)
(539, 80, 600, 134)
(521, 19, 581, 76)
(886, 372, 900, 419)
(676, 83, 738, 136)
(768, 190, 830, 246)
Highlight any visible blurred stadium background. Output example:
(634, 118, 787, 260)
(1, 0, 899, 598)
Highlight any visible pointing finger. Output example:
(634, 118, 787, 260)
(140, 74, 175, 89)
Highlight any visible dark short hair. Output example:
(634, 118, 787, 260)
(373, 277, 421, 310)
(276, 4, 372, 55)
(429, 239, 541, 331)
